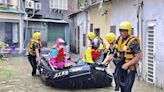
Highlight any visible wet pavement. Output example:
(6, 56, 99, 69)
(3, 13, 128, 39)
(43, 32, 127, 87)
(0, 55, 163, 92)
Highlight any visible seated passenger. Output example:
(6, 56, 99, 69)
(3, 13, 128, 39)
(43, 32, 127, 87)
(49, 38, 74, 69)
(76, 38, 101, 65)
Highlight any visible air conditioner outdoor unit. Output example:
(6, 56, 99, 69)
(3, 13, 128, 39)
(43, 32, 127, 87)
(35, 2, 41, 10)
(25, 0, 34, 9)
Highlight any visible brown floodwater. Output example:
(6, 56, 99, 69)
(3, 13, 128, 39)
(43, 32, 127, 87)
(0, 56, 163, 92)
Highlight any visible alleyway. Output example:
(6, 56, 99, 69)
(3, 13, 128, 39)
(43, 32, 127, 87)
(0, 55, 163, 92)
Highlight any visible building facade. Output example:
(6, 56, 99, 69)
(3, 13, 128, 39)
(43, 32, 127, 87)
(142, 0, 164, 89)
(88, 1, 111, 48)
(23, 0, 77, 53)
(0, 0, 24, 53)
(111, 0, 164, 89)
(69, 0, 111, 56)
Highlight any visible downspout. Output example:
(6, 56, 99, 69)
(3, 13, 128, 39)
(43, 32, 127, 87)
(19, 0, 26, 53)
(22, 0, 35, 53)
(140, 0, 144, 49)
(19, 0, 36, 53)
(140, 0, 144, 80)
(137, 0, 144, 80)
(137, 0, 144, 38)
(66, 22, 70, 52)
(19, 15, 24, 54)
(86, 10, 88, 47)
(85, 5, 90, 47)
(137, 0, 140, 37)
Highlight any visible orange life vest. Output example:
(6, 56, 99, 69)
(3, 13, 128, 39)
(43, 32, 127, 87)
(116, 35, 140, 70)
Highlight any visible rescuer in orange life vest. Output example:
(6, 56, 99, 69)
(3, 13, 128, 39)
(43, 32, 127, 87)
(26, 32, 42, 76)
(115, 21, 141, 92)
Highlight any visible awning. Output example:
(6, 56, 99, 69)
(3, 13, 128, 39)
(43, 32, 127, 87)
(26, 18, 68, 23)
(0, 18, 19, 22)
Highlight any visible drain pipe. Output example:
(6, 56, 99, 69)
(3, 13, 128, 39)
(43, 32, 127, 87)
(137, 0, 140, 37)
(23, 1, 36, 50)
(137, 0, 144, 80)
(140, 0, 144, 81)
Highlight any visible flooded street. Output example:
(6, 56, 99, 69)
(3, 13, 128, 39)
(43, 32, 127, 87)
(0, 56, 163, 92)
(1, 0, 164, 91)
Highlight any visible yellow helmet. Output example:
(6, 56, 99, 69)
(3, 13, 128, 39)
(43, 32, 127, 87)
(87, 32, 95, 40)
(33, 32, 41, 40)
(105, 33, 116, 43)
(119, 21, 132, 35)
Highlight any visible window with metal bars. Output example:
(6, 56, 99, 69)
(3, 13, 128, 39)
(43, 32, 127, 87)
(146, 24, 155, 84)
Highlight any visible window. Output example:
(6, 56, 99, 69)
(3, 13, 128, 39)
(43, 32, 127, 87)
(0, 0, 18, 10)
(146, 24, 155, 84)
(131, 28, 134, 35)
(110, 25, 116, 34)
(3, 22, 19, 47)
(94, 28, 100, 36)
(62, 0, 68, 10)
(49, 0, 68, 10)
(49, 0, 54, 8)
(90, 24, 93, 32)
(83, 34, 86, 46)
(0, 0, 13, 5)
(12, 23, 18, 44)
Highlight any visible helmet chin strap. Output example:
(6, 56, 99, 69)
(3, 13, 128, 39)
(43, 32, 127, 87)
(123, 35, 130, 40)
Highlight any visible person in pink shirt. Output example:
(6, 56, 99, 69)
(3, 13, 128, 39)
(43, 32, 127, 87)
(49, 38, 74, 69)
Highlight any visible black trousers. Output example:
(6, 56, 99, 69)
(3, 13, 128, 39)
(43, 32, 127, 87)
(120, 70, 136, 92)
(113, 64, 120, 90)
(28, 55, 37, 75)
(114, 61, 136, 92)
